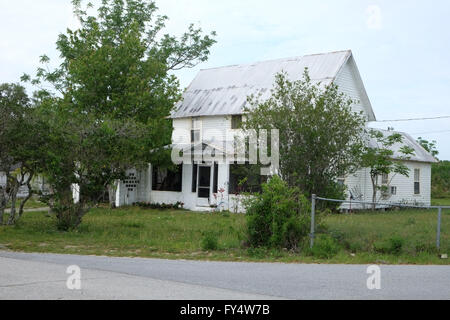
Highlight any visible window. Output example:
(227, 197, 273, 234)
(229, 163, 266, 194)
(414, 169, 420, 195)
(152, 165, 183, 192)
(231, 115, 243, 129)
(191, 117, 201, 143)
(191, 130, 200, 143)
(391, 186, 397, 195)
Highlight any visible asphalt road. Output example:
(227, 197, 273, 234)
(0, 251, 449, 300)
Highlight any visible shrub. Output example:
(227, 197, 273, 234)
(201, 232, 219, 251)
(373, 236, 405, 255)
(310, 234, 341, 259)
(244, 176, 311, 251)
(349, 241, 364, 253)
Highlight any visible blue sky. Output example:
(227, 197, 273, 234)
(1, 0, 449, 159)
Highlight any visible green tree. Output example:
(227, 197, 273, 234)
(416, 137, 439, 160)
(33, 102, 150, 230)
(243, 70, 367, 200)
(431, 161, 450, 199)
(0, 83, 46, 225)
(361, 129, 415, 209)
(23, 0, 216, 229)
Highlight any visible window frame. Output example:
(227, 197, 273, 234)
(231, 115, 243, 130)
(152, 165, 183, 192)
(391, 186, 397, 195)
(414, 169, 421, 195)
(191, 117, 201, 143)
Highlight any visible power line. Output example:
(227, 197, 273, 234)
(410, 129, 450, 135)
(372, 116, 450, 123)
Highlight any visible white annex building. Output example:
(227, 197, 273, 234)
(114, 50, 437, 211)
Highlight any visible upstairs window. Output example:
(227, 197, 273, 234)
(414, 169, 420, 195)
(191, 117, 201, 143)
(191, 130, 201, 143)
(231, 115, 243, 129)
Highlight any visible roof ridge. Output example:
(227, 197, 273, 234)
(199, 49, 352, 72)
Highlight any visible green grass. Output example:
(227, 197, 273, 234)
(323, 208, 449, 264)
(0, 205, 448, 265)
(432, 198, 450, 206)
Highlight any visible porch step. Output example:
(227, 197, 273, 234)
(194, 206, 214, 212)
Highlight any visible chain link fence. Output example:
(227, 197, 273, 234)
(310, 195, 449, 253)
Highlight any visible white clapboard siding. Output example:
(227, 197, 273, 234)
(173, 115, 233, 145)
(334, 57, 369, 119)
(344, 161, 433, 207)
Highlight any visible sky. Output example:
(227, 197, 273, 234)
(1, 0, 449, 159)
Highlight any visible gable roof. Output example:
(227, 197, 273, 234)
(171, 50, 375, 119)
(369, 129, 438, 163)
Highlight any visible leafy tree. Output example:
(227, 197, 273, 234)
(243, 70, 367, 201)
(431, 161, 450, 199)
(33, 102, 150, 230)
(22, 0, 216, 229)
(416, 137, 439, 160)
(361, 129, 415, 209)
(0, 83, 46, 225)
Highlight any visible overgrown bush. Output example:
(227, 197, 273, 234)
(244, 176, 311, 251)
(373, 236, 405, 255)
(201, 232, 219, 251)
(310, 234, 341, 259)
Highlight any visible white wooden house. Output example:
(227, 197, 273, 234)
(114, 50, 436, 211)
(343, 129, 437, 209)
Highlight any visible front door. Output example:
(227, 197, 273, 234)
(197, 165, 211, 207)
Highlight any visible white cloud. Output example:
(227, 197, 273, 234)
(366, 5, 383, 30)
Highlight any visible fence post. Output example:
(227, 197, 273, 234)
(437, 207, 442, 251)
(310, 194, 316, 249)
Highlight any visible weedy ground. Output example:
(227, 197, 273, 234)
(0, 203, 448, 265)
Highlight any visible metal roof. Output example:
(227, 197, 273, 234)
(368, 129, 438, 163)
(171, 50, 356, 119)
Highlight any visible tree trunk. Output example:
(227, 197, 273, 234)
(0, 178, 10, 225)
(371, 175, 378, 211)
(17, 177, 33, 221)
(0, 189, 6, 225)
(7, 184, 18, 225)
(54, 186, 87, 230)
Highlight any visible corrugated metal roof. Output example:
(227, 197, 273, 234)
(369, 129, 438, 163)
(171, 50, 353, 119)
